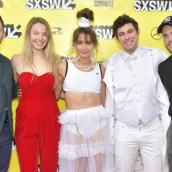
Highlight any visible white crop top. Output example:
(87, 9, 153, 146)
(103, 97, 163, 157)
(63, 60, 102, 93)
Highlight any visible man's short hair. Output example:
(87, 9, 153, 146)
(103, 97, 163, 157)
(112, 14, 139, 39)
(0, 16, 4, 31)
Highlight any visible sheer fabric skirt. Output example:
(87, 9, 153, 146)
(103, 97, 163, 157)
(58, 105, 114, 172)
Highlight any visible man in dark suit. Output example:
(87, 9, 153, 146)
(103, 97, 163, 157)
(0, 16, 18, 172)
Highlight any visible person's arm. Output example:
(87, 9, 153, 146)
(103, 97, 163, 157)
(55, 78, 63, 100)
(11, 54, 20, 83)
(11, 54, 22, 99)
(60, 91, 65, 100)
(12, 73, 18, 99)
(100, 65, 106, 106)
(55, 60, 66, 100)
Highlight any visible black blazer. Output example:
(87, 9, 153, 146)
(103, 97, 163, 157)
(0, 54, 18, 139)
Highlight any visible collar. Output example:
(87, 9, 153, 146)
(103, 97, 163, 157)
(119, 45, 141, 61)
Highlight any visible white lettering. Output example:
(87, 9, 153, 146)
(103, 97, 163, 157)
(34, 0, 42, 10)
(42, 0, 49, 9)
(133, 1, 141, 11)
(95, 29, 102, 39)
(26, 0, 34, 9)
(149, 1, 156, 12)
(103, 29, 113, 40)
(26, 0, 76, 10)
(157, 1, 168, 12)
(8, 28, 19, 38)
(141, 1, 149, 11)
(63, 0, 73, 10)
(49, 0, 61, 9)
(169, 1, 172, 12)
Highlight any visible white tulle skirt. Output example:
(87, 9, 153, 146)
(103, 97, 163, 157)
(58, 105, 114, 172)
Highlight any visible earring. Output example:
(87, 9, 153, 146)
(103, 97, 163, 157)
(67, 47, 74, 58)
(91, 48, 96, 63)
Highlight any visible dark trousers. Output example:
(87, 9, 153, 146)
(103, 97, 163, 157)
(0, 122, 12, 172)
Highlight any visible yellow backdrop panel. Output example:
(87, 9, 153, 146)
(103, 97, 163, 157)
(0, 0, 170, 171)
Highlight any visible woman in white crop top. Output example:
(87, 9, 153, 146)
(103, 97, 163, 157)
(58, 8, 114, 172)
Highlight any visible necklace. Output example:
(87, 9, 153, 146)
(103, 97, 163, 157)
(70, 56, 95, 71)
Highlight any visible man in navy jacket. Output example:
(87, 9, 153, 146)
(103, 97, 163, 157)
(0, 16, 18, 172)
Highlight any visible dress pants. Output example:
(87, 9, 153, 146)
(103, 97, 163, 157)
(167, 121, 172, 172)
(113, 115, 163, 172)
(0, 122, 12, 172)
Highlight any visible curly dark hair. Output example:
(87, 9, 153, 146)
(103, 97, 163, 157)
(112, 14, 138, 39)
(72, 8, 98, 49)
(0, 16, 4, 30)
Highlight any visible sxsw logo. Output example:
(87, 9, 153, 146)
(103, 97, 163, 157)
(4, 25, 22, 38)
(52, 27, 63, 35)
(0, 0, 4, 8)
(134, 0, 172, 12)
(92, 25, 113, 40)
(26, 0, 76, 10)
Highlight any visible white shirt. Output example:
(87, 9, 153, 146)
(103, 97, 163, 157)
(120, 47, 139, 71)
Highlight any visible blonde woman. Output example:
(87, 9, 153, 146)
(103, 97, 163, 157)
(11, 17, 61, 172)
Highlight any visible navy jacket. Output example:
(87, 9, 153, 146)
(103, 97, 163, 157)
(0, 54, 18, 139)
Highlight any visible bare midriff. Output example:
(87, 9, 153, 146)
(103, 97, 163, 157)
(65, 92, 101, 110)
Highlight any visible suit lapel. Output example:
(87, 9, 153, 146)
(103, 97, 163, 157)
(0, 54, 3, 80)
(104, 57, 114, 98)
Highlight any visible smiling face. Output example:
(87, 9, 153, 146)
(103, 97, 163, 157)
(30, 22, 48, 51)
(74, 33, 94, 58)
(116, 23, 140, 55)
(162, 25, 172, 54)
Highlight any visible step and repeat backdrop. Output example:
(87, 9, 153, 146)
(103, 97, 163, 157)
(0, 0, 171, 171)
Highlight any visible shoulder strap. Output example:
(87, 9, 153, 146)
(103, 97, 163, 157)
(99, 64, 102, 79)
(65, 60, 68, 78)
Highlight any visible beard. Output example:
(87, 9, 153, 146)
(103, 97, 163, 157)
(165, 44, 172, 54)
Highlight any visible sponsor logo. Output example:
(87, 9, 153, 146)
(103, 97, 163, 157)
(94, 0, 114, 7)
(92, 25, 113, 40)
(4, 24, 22, 38)
(0, 0, 4, 8)
(151, 27, 162, 40)
(26, 0, 76, 10)
(164, 16, 171, 23)
(134, 0, 172, 12)
(52, 27, 63, 35)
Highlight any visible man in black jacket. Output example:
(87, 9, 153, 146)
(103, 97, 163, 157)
(0, 16, 18, 172)
(158, 16, 172, 172)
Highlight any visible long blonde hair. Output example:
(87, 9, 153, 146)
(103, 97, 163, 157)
(22, 17, 58, 87)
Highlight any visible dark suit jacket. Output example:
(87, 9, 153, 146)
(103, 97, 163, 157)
(0, 54, 18, 139)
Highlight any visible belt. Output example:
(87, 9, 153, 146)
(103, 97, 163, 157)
(4, 120, 8, 123)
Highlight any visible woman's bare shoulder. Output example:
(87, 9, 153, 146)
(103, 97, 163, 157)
(59, 60, 66, 68)
(11, 53, 22, 62)
(11, 53, 22, 66)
